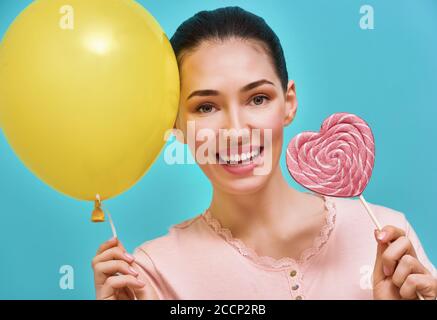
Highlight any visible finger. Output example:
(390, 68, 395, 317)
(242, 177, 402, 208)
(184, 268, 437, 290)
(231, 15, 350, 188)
(94, 260, 139, 285)
(117, 241, 127, 252)
(100, 275, 146, 300)
(375, 225, 405, 244)
(392, 254, 429, 288)
(96, 237, 118, 255)
(381, 236, 417, 277)
(92, 246, 135, 267)
(373, 230, 389, 284)
(399, 274, 437, 300)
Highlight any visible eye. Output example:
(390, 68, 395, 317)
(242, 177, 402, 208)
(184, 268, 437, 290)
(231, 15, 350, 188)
(197, 103, 216, 114)
(250, 95, 269, 106)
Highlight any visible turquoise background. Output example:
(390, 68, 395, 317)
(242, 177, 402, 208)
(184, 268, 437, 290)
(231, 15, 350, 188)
(0, 0, 436, 299)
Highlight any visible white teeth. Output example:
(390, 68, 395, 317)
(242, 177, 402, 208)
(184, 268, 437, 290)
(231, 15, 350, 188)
(219, 147, 262, 165)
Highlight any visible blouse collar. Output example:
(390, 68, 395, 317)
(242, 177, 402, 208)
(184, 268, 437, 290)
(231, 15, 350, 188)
(201, 194, 337, 270)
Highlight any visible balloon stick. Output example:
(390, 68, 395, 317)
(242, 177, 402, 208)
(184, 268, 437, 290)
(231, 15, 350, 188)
(94, 194, 118, 238)
(103, 204, 117, 239)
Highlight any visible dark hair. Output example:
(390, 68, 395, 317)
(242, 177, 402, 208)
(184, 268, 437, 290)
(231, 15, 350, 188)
(170, 6, 288, 92)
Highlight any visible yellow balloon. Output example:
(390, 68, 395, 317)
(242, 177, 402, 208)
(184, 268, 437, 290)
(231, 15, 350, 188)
(0, 0, 179, 202)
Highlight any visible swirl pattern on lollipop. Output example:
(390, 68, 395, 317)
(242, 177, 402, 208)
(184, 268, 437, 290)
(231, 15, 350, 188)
(286, 113, 375, 197)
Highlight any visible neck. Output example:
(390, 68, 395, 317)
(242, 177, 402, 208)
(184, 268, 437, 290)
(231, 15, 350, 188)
(208, 164, 303, 237)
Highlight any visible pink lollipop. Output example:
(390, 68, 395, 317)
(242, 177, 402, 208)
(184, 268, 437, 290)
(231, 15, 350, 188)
(285, 112, 425, 299)
(286, 112, 381, 228)
(286, 112, 375, 198)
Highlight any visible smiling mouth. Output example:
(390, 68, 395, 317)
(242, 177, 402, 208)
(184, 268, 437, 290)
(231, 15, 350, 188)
(216, 146, 264, 166)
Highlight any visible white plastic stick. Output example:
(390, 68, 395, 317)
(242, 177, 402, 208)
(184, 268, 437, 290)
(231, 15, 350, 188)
(98, 201, 128, 284)
(359, 194, 382, 231)
(96, 194, 118, 238)
(104, 205, 118, 239)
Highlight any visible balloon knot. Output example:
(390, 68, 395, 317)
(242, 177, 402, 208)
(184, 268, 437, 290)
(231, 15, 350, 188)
(92, 194, 105, 222)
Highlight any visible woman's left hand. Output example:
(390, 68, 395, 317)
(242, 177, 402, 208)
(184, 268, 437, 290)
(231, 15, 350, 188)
(373, 225, 437, 300)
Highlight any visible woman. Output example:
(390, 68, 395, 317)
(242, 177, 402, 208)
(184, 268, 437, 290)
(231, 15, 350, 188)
(92, 6, 436, 300)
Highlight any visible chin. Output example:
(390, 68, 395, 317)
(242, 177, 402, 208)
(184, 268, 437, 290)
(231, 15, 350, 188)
(213, 174, 270, 195)
(201, 160, 279, 196)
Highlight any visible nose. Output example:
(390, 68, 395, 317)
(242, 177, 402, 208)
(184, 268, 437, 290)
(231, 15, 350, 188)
(225, 103, 247, 131)
(222, 103, 251, 145)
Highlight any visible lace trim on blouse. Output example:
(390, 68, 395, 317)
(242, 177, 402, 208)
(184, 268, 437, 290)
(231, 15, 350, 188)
(201, 194, 337, 270)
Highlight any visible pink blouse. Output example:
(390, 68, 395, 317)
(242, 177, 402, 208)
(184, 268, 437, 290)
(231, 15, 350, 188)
(130, 195, 436, 300)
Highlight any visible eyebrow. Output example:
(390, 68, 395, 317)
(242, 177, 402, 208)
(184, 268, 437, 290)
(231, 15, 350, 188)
(186, 79, 275, 100)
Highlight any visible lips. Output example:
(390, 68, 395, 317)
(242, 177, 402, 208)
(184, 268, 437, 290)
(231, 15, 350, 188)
(216, 146, 264, 166)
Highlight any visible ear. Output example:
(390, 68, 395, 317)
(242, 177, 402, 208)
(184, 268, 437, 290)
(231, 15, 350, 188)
(283, 80, 297, 127)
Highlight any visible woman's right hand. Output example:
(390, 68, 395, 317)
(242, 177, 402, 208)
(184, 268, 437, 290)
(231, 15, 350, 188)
(92, 237, 146, 300)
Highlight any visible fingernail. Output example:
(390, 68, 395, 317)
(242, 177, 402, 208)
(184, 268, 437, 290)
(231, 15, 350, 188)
(124, 252, 135, 261)
(377, 231, 386, 241)
(383, 265, 391, 276)
(129, 266, 138, 276)
(137, 279, 146, 286)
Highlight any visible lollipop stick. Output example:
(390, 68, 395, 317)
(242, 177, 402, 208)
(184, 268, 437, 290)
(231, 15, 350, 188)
(359, 194, 382, 231)
(358, 194, 425, 300)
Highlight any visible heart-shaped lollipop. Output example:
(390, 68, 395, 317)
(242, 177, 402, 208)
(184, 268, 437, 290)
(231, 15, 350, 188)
(286, 112, 375, 197)
(285, 113, 425, 300)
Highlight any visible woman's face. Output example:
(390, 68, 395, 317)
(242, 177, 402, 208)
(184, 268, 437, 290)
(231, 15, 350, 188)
(175, 38, 297, 195)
